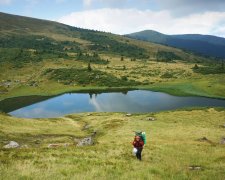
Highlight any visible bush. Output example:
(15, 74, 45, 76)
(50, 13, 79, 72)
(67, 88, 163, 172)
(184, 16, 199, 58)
(193, 65, 225, 74)
(44, 68, 140, 87)
(156, 51, 181, 62)
(160, 72, 174, 78)
(193, 64, 199, 69)
(76, 52, 108, 64)
(80, 32, 149, 59)
(121, 76, 128, 81)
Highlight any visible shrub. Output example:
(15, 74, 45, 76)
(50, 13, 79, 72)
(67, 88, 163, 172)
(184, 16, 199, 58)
(160, 72, 174, 78)
(44, 68, 140, 87)
(156, 51, 181, 62)
(193, 65, 225, 74)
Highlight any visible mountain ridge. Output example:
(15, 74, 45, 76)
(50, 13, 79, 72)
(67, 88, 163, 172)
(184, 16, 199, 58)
(0, 12, 225, 101)
(1, 11, 211, 64)
(126, 30, 225, 59)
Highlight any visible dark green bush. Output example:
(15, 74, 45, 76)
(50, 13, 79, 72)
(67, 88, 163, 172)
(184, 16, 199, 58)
(193, 65, 225, 74)
(44, 68, 140, 87)
(156, 51, 181, 62)
(76, 52, 108, 64)
(160, 72, 174, 78)
(80, 32, 149, 59)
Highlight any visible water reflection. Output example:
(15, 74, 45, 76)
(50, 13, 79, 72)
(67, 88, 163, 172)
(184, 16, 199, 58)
(5, 90, 225, 118)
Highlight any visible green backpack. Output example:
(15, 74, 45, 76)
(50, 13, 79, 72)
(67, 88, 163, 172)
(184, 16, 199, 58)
(135, 131, 146, 144)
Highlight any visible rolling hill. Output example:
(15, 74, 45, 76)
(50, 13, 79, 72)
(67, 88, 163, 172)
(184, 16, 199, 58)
(0, 12, 225, 180)
(0, 12, 225, 101)
(0, 12, 214, 63)
(126, 30, 225, 59)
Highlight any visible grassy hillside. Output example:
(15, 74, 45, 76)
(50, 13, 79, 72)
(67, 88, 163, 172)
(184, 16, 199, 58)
(0, 12, 224, 180)
(0, 108, 225, 179)
(0, 12, 225, 101)
(126, 30, 225, 59)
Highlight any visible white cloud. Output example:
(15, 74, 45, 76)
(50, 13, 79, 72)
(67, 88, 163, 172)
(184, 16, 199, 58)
(82, 0, 129, 8)
(0, 0, 12, 5)
(83, 0, 93, 7)
(58, 8, 225, 37)
(155, 0, 225, 15)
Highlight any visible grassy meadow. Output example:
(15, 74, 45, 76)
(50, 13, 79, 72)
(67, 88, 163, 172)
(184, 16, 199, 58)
(0, 12, 225, 180)
(0, 55, 225, 101)
(0, 108, 225, 179)
(1, 12, 225, 100)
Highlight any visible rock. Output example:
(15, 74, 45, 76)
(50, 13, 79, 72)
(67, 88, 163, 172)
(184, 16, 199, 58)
(3, 141, 20, 149)
(189, 166, 202, 170)
(147, 117, 156, 121)
(126, 113, 132, 117)
(220, 137, 225, 144)
(77, 137, 93, 147)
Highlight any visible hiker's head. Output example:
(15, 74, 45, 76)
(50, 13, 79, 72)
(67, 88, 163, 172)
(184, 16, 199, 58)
(135, 136, 141, 141)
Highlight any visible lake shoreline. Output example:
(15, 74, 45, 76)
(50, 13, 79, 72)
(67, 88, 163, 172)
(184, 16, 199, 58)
(2, 89, 225, 118)
(1, 84, 225, 103)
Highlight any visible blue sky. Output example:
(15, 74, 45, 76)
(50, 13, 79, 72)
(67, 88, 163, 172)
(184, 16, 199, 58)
(0, 0, 156, 19)
(1, 0, 225, 37)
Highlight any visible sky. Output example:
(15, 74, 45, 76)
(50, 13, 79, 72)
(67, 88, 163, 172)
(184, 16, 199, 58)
(1, 0, 225, 37)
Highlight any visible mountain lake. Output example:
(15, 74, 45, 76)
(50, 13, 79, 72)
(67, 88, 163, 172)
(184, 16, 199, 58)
(0, 90, 225, 118)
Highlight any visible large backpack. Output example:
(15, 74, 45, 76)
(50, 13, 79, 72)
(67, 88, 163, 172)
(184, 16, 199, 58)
(135, 131, 146, 144)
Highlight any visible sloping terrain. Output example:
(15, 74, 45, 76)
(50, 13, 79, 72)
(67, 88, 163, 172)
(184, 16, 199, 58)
(0, 12, 225, 180)
(0, 12, 224, 101)
(126, 30, 225, 59)
(0, 108, 225, 179)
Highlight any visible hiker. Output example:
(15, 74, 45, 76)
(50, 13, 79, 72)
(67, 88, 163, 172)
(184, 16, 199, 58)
(132, 135, 144, 161)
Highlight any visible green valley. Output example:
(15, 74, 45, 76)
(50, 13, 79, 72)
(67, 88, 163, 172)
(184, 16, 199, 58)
(0, 12, 225, 101)
(0, 11, 225, 180)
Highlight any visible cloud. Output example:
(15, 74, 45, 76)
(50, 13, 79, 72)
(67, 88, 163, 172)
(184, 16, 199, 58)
(155, 0, 225, 15)
(83, 0, 128, 7)
(89, 96, 103, 111)
(81, 0, 225, 15)
(0, 0, 12, 5)
(83, 0, 92, 7)
(58, 8, 225, 37)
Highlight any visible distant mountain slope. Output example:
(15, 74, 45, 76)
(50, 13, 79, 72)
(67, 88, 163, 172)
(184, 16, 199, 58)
(0, 12, 152, 63)
(126, 30, 225, 59)
(0, 12, 211, 65)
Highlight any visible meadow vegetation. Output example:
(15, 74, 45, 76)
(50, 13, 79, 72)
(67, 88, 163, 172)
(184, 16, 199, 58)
(0, 13, 225, 180)
(0, 108, 224, 179)
(0, 12, 225, 100)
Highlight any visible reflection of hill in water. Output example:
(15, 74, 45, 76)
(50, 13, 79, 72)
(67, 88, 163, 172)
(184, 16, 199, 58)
(0, 96, 53, 113)
(1, 90, 225, 118)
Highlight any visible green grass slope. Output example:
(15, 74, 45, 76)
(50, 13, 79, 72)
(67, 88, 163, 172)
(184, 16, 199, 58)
(0, 12, 225, 101)
(0, 108, 225, 179)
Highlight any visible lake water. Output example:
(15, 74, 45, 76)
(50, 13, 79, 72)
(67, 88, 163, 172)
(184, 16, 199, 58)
(1, 90, 225, 118)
